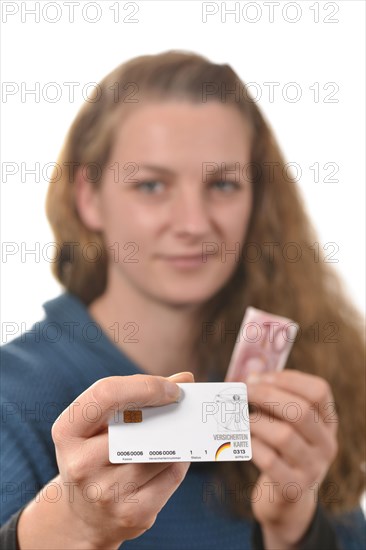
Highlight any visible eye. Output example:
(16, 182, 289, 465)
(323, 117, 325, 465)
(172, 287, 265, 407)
(211, 180, 241, 192)
(135, 180, 164, 193)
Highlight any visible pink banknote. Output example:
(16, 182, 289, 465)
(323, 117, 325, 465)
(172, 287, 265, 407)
(225, 307, 299, 382)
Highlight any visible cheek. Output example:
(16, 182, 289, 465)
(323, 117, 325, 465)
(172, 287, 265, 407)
(100, 195, 163, 247)
(217, 201, 252, 241)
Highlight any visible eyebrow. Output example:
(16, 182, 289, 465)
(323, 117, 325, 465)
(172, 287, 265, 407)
(139, 162, 243, 175)
(139, 164, 176, 175)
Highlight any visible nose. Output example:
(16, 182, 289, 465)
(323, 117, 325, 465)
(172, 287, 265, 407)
(171, 184, 212, 237)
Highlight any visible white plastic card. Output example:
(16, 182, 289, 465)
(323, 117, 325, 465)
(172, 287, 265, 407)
(109, 382, 252, 463)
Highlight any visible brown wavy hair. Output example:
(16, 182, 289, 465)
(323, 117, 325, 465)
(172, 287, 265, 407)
(46, 50, 365, 519)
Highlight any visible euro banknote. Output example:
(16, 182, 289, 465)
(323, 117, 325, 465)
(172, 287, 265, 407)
(225, 307, 299, 382)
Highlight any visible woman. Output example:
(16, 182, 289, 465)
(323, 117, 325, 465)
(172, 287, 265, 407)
(1, 50, 365, 549)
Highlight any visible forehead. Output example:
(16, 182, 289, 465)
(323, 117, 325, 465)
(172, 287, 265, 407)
(111, 101, 252, 163)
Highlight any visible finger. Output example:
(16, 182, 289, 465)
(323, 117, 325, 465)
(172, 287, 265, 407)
(250, 414, 316, 471)
(53, 372, 194, 442)
(82, 432, 187, 485)
(62, 431, 177, 479)
(56, 431, 187, 500)
(166, 372, 195, 382)
(247, 382, 334, 446)
(250, 411, 338, 475)
(250, 435, 293, 485)
(248, 370, 338, 425)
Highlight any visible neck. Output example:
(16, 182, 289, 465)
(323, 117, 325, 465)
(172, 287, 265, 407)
(87, 268, 207, 379)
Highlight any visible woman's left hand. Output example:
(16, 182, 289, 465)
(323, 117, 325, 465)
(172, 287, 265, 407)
(247, 370, 338, 549)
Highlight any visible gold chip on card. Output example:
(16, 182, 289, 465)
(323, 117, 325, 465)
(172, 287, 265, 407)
(123, 410, 143, 423)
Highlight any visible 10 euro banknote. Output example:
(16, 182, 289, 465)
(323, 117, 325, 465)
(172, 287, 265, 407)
(225, 307, 299, 382)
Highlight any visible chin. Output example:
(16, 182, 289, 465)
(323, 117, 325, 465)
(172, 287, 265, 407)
(156, 283, 226, 308)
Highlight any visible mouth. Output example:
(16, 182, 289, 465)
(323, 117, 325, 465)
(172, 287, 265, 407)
(159, 254, 208, 269)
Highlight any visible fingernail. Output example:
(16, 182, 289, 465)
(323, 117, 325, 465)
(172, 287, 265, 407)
(168, 371, 194, 380)
(165, 381, 182, 402)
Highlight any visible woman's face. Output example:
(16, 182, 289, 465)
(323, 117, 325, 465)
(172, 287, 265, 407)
(83, 100, 253, 307)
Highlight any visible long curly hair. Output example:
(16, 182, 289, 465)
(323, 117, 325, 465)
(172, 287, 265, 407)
(46, 50, 365, 519)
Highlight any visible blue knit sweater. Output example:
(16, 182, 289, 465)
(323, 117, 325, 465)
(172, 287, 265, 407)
(1, 292, 365, 549)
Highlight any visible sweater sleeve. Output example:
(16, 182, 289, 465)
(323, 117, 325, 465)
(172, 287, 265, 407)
(0, 404, 56, 525)
(0, 386, 59, 526)
(0, 507, 24, 550)
(251, 502, 366, 550)
(0, 342, 68, 526)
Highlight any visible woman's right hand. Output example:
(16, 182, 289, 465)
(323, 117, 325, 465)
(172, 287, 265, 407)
(19, 372, 194, 550)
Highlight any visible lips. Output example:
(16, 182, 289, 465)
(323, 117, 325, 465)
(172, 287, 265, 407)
(162, 254, 203, 260)
(159, 253, 208, 269)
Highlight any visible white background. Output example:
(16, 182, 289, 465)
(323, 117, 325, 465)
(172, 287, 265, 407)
(1, 1, 365, 337)
(0, 0, 365, 514)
